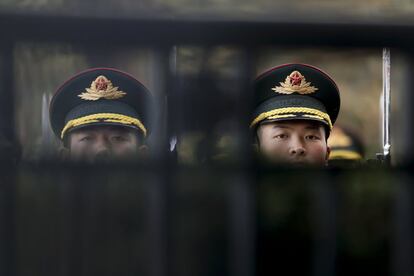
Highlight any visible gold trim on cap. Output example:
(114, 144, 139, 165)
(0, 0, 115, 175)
(329, 150, 362, 160)
(61, 113, 147, 139)
(250, 107, 332, 129)
(302, 114, 325, 121)
(266, 114, 296, 120)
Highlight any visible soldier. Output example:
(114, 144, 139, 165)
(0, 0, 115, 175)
(49, 68, 153, 162)
(328, 125, 365, 167)
(251, 63, 341, 166)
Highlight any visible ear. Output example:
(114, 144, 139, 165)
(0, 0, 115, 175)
(252, 143, 259, 153)
(253, 127, 261, 150)
(59, 147, 70, 161)
(325, 146, 331, 162)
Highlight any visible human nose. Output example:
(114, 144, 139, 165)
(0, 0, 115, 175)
(289, 137, 306, 156)
(93, 138, 111, 161)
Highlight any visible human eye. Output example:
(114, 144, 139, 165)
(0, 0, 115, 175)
(273, 133, 288, 139)
(79, 135, 93, 142)
(111, 135, 128, 143)
(306, 134, 320, 140)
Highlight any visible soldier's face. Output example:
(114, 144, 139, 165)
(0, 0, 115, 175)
(256, 120, 330, 166)
(66, 125, 145, 162)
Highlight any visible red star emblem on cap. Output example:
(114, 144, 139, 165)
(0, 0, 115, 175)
(95, 76, 109, 91)
(289, 71, 302, 86)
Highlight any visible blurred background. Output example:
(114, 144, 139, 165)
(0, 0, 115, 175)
(2, 0, 412, 161)
(11, 44, 394, 161)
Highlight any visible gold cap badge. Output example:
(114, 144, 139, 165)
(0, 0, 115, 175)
(272, 71, 318, 95)
(78, 75, 127, 101)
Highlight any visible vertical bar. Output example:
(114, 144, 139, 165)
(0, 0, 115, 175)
(147, 178, 169, 276)
(398, 51, 414, 164)
(0, 42, 18, 161)
(145, 47, 172, 276)
(59, 169, 85, 276)
(228, 48, 256, 276)
(392, 176, 414, 276)
(0, 42, 16, 276)
(228, 176, 255, 276)
(147, 47, 170, 159)
(235, 49, 255, 163)
(392, 49, 414, 276)
(0, 168, 15, 276)
(40, 92, 55, 158)
(310, 174, 337, 276)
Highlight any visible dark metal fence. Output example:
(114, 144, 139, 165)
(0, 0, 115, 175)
(0, 10, 414, 276)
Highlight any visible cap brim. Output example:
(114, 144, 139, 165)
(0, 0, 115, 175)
(250, 95, 333, 130)
(67, 121, 142, 135)
(60, 100, 147, 139)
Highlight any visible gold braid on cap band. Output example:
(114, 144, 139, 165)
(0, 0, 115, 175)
(61, 113, 147, 139)
(329, 150, 362, 160)
(250, 107, 332, 129)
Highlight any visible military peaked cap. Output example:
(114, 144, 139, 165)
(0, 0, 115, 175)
(251, 63, 340, 132)
(50, 68, 153, 140)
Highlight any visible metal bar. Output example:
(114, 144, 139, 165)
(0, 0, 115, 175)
(1, 12, 414, 47)
(147, 178, 169, 276)
(398, 51, 414, 163)
(0, 42, 18, 161)
(310, 175, 337, 276)
(229, 49, 256, 276)
(145, 47, 172, 276)
(0, 42, 16, 276)
(0, 168, 16, 276)
(392, 176, 414, 276)
(228, 176, 255, 276)
(58, 169, 85, 276)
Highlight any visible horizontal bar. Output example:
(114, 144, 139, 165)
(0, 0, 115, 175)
(1, 11, 414, 47)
